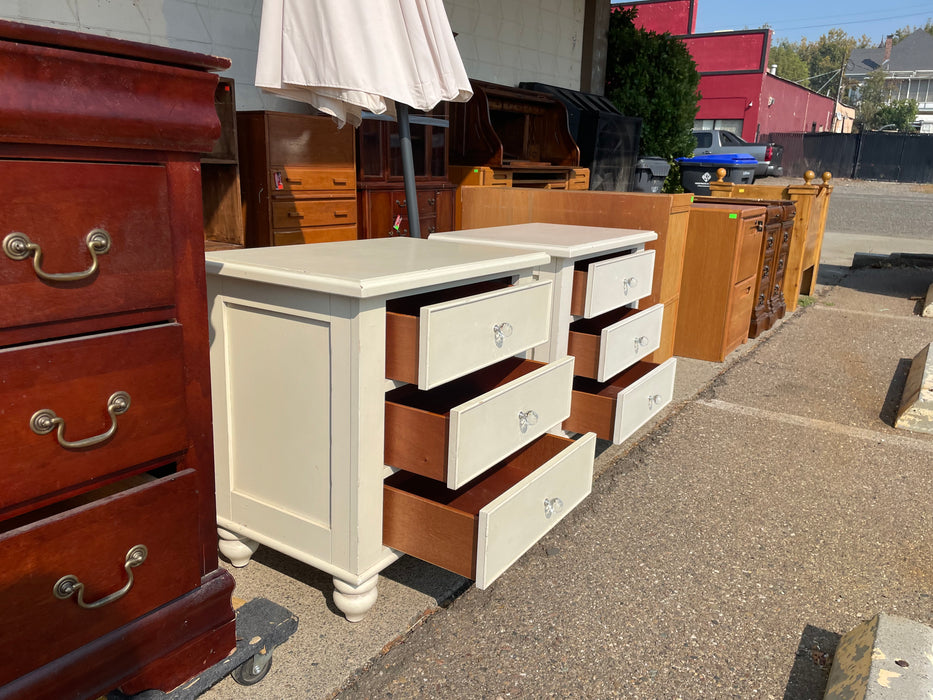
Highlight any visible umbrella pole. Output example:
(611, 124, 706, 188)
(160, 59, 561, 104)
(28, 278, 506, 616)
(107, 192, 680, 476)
(396, 102, 421, 238)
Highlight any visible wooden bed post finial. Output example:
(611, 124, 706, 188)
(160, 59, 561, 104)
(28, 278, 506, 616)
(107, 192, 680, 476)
(716, 167, 726, 182)
(822, 172, 832, 184)
(803, 170, 815, 184)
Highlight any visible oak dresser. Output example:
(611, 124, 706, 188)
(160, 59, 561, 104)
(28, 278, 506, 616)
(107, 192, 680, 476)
(0, 20, 235, 699)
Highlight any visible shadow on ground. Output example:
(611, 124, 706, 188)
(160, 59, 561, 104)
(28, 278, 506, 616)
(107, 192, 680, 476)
(783, 624, 841, 700)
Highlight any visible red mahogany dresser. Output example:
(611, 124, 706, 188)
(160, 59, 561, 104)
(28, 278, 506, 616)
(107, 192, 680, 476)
(0, 20, 235, 699)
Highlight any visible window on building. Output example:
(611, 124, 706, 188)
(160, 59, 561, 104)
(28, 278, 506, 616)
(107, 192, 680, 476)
(694, 118, 744, 136)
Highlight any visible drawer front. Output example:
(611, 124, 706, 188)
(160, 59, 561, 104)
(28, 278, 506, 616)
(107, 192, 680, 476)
(269, 166, 356, 193)
(0, 324, 188, 511)
(383, 432, 595, 587)
(596, 303, 665, 382)
(272, 197, 357, 229)
(272, 224, 357, 246)
(419, 280, 552, 390)
(0, 471, 201, 685)
(476, 432, 595, 588)
(727, 277, 756, 350)
(736, 219, 764, 281)
(448, 355, 574, 488)
(574, 249, 655, 318)
(612, 357, 677, 444)
(1, 160, 175, 342)
(392, 190, 440, 217)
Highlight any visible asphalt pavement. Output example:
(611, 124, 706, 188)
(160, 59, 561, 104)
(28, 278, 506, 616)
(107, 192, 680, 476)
(200, 178, 933, 700)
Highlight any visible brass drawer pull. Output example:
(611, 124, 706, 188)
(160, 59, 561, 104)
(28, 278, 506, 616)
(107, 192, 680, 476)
(396, 199, 406, 208)
(3, 229, 111, 282)
(30, 391, 131, 450)
(53, 544, 148, 609)
(427, 198, 436, 207)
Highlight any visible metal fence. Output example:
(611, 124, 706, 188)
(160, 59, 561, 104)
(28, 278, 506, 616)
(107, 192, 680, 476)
(765, 131, 933, 183)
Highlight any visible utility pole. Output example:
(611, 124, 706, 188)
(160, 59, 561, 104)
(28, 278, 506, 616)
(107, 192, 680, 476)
(833, 49, 850, 133)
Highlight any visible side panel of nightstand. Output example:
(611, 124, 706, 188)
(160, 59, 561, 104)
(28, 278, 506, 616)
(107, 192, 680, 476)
(208, 276, 391, 581)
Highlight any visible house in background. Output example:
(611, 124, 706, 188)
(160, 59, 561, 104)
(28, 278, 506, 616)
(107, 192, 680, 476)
(846, 30, 933, 133)
(616, 0, 837, 141)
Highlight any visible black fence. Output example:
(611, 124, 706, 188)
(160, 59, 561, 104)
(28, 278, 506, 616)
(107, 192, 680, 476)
(766, 131, 933, 183)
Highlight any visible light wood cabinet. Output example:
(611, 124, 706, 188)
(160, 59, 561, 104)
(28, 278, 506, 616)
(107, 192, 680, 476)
(457, 187, 692, 364)
(237, 111, 358, 247)
(433, 224, 677, 445)
(674, 203, 767, 362)
(205, 236, 596, 621)
(0, 20, 235, 698)
(708, 170, 833, 310)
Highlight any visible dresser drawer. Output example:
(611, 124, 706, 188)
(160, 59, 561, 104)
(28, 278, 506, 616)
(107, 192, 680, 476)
(272, 197, 357, 229)
(272, 224, 358, 246)
(386, 356, 574, 489)
(726, 277, 756, 351)
(386, 279, 552, 390)
(568, 303, 664, 382)
(1, 160, 175, 345)
(0, 324, 188, 513)
(564, 358, 676, 444)
(0, 470, 201, 686)
(383, 431, 595, 588)
(270, 166, 356, 193)
(570, 249, 655, 318)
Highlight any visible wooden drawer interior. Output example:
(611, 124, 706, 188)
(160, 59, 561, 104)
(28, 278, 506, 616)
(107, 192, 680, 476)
(383, 432, 577, 579)
(0, 469, 201, 685)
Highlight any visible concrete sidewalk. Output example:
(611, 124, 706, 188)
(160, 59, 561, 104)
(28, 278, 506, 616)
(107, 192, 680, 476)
(201, 248, 933, 700)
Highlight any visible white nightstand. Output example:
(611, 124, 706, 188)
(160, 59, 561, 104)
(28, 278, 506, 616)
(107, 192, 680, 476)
(205, 236, 596, 621)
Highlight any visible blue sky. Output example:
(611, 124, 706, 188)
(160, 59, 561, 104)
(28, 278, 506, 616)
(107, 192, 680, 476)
(690, 0, 933, 44)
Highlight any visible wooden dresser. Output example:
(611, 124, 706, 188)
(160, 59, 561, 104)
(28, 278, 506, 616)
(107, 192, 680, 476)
(434, 224, 677, 445)
(0, 20, 235, 699)
(708, 170, 833, 310)
(696, 197, 796, 337)
(356, 108, 456, 238)
(674, 203, 766, 362)
(237, 111, 358, 247)
(457, 187, 692, 364)
(205, 237, 596, 621)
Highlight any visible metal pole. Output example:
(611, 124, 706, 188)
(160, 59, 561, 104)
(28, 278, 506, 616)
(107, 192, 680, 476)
(396, 103, 421, 238)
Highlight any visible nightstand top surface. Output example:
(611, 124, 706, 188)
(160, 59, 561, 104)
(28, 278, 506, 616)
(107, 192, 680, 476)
(432, 223, 657, 259)
(205, 237, 549, 298)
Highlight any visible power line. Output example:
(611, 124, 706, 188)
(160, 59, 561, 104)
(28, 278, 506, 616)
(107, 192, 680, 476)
(771, 10, 932, 34)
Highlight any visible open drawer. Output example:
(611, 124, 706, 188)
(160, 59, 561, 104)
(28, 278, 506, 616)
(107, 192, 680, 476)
(383, 431, 596, 589)
(563, 358, 677, 444)
(385, 279, 552, 390)
(386, 355, 574, 489)
(570, 249, 655, 318)
(567, 303, 665, 382)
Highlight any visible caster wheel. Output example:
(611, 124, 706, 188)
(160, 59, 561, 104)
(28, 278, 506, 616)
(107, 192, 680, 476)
(232, 649, 273, 686)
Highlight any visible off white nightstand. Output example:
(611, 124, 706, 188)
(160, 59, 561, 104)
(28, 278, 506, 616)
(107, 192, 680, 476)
(205, 236, 596, 621)
(433, 224, 677, 445)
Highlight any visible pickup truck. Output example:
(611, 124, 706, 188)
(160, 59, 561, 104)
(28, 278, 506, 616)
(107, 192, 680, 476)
(692, 129, 783, 177)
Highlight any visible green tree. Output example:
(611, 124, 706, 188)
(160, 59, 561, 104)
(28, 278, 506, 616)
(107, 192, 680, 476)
(605, 7, 700, 192)
(874, 99, 919, 131)
(854, 68, 890, 129)
(769, 40, 809, 84)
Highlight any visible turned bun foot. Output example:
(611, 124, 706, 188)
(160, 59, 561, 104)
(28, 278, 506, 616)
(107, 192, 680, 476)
(333, 575, 378, 622)
(217, 526, 259, 567)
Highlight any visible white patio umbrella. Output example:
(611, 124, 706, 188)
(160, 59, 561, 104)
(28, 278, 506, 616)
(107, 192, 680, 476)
(255, 0, 473, 237)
